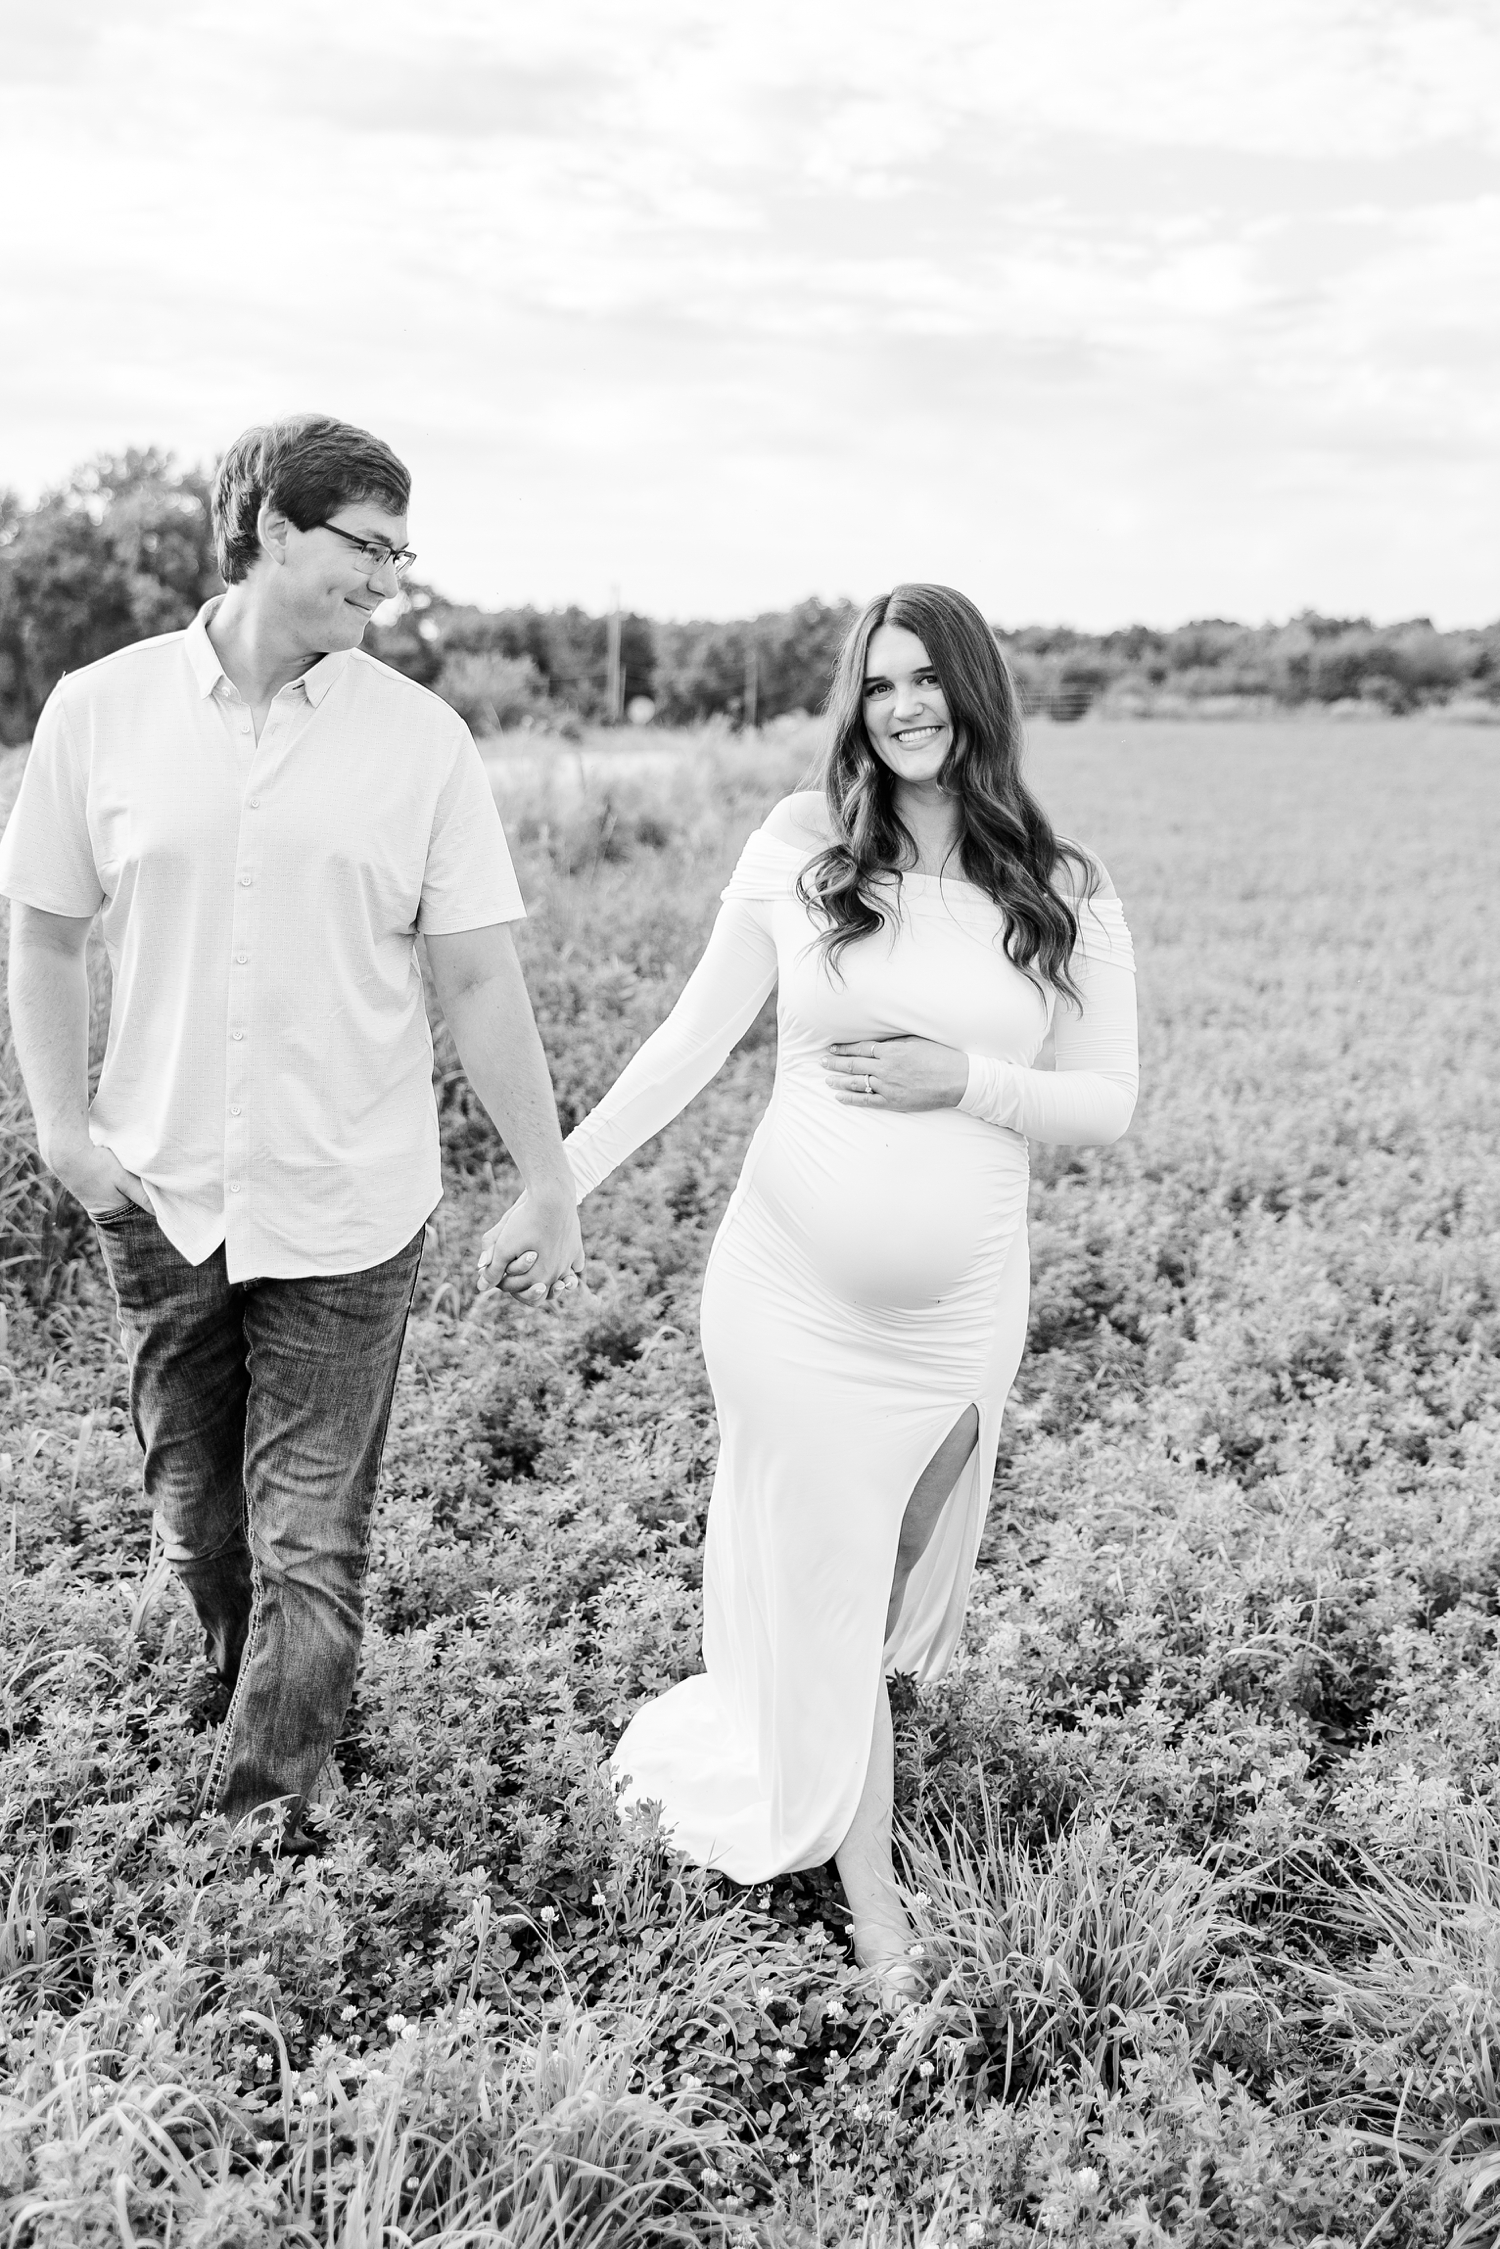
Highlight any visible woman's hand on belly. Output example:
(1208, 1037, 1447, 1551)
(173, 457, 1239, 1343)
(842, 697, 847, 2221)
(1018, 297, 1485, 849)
(824, 1035, 969, 1112)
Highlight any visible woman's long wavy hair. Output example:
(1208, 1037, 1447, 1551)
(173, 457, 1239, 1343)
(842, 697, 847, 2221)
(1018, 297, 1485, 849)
(797, 583, 1096, 1002)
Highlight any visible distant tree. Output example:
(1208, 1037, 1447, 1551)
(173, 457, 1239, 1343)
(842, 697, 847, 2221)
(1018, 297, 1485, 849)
(652, 619, 751, 725)
(753, 598, 855, 720)
(418, 603, 653, 719)
(434, 651, 551, 734)
(652, 599, 854, 727)
(363, 582, 446, 687)
(4, 446, 1497, 739)
(0, 449, 220, 742)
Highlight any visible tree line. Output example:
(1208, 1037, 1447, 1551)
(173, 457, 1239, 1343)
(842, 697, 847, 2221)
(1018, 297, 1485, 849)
(3, 449, 1497, 746)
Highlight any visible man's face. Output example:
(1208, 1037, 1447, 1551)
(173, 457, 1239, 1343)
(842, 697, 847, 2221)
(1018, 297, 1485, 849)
(274, 500, 411, 653)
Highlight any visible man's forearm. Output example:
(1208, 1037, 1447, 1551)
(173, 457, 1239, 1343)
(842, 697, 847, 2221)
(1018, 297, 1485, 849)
(442, 965, 575, 1197)
(7, 917, 93, 1165)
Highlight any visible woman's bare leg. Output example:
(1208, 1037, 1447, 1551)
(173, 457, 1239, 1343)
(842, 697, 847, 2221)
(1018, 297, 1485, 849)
(836, 1406, 979, 1997)
(835, 1673, 902, 1926)
(884, 1405, 979, 1645)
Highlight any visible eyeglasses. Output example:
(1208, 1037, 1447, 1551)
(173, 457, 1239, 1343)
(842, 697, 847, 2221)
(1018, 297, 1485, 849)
(314, 521, 417, 577)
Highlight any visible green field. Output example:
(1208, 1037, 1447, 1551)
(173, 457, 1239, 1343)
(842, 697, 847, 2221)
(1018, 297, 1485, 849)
(3, 717, 1500, 2245)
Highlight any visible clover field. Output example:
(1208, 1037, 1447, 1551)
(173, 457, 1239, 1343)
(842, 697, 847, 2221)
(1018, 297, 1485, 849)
(3, 714, 1500, 2247)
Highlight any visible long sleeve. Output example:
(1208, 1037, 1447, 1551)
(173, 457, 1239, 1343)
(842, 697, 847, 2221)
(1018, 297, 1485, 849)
(958, 894, 1138, 1146)
(564, 886, 779, 1201)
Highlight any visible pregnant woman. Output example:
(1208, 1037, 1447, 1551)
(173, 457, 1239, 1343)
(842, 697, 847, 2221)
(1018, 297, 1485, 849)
(484, 582, 1138, 2005)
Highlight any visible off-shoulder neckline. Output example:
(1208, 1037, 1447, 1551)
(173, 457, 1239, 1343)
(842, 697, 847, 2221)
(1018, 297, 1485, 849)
(746, 827, 977, 887)
(744, 826, 1121, 904)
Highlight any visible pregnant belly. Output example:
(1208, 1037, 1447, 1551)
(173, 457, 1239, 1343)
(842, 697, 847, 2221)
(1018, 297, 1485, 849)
(744, 1088, 1026, 1312)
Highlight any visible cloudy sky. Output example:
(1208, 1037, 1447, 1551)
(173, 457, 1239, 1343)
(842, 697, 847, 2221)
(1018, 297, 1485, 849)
(3, 0, 1497, 627)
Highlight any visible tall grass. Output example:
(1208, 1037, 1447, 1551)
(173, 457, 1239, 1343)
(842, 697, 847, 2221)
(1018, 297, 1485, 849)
(1299, 1806, 1500, 2245)
(896, 1795, 1244, 2100)
(3, 1987, 740, 2246)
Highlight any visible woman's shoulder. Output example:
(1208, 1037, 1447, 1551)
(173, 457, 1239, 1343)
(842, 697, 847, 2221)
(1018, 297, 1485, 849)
(1056, 843, 1117, 902)
(759, 791, 836, 851)
(722, 794, 832, 903)
(1055, 847, 1133, 969)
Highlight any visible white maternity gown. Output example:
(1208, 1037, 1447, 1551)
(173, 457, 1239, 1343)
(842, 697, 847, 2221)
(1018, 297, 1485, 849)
(564, 827, 1138, 1883)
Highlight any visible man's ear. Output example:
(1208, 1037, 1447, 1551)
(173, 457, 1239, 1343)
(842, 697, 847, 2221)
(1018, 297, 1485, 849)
(256, 501, 291, 568)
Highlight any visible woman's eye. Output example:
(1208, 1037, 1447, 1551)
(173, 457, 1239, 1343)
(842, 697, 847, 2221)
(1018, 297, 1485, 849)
(863, 681, 891, 697)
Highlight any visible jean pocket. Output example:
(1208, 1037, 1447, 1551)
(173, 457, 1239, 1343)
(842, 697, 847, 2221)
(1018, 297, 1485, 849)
(93, 1201, 146, 1228)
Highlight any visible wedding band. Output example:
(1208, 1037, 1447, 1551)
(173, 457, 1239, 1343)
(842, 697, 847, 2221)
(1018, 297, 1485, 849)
(864, 1073, 874, 1095)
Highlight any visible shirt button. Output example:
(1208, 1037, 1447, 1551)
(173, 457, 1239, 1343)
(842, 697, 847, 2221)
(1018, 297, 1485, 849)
(231, 1030, 244, 1042)
(235, 952, 248, 964)
(240, 875, 252, 887)
(248, 797, 261, 809)
(229, 1182, 241, 1194)
(230, 1105, 242, 1116)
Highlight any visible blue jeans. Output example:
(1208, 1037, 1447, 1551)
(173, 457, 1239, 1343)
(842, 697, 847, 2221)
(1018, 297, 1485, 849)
(93, 1205, 425, 1827)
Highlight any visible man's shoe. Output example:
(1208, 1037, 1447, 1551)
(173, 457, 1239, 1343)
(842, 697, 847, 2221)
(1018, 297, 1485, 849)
(231, 1797, 331, 1863)
(254, 1803, 333, 1861)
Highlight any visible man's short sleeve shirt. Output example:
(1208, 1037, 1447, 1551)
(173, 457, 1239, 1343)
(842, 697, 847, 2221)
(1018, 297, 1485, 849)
(0, 603, 526, 1279)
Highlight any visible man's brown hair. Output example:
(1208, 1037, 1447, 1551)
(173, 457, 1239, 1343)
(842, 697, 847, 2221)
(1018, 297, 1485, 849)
(212, 415, 411, 585)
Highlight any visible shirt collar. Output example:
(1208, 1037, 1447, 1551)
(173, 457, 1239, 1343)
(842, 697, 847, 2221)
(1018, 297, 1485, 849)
(184, 600, 229, 699)
(299, 647, 350, 706)
(185, 597, 352, 707)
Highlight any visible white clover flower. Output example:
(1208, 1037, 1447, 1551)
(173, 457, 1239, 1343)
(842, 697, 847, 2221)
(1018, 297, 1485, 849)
(256, 2140, 278, 2162)
(966, 2224, 985, 2244)
(539, 1906, 558, 1925)
(384, 2014, 409, 2036)
(701, 2166, 721, 2186)
(681, 2072, 703, 2090)
(591, 1889, 608, 1908)
(775, 2047, 793, 2065)
(908, 1943, 925, 1958)
(340, 2005, 358, 2022)
(755, 1985, 774, 2005)
(405, 2174, 420, 2190)
(917, 2060, 935, 2078)
(825, 2000, 846, 2021)
(1075, 2167, 1100, 2197)
(913, 1891, 931, 1906)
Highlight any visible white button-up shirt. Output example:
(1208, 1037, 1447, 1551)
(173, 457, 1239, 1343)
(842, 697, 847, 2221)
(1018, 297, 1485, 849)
(0, 601, 525, 1280)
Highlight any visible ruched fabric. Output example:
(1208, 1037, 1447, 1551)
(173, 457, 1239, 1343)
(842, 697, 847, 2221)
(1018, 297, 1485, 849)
(564, 829, 1138, 1880)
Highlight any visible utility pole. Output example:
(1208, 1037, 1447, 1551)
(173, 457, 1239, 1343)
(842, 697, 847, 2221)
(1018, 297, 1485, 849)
(605, 586, 624, 724)
(744, 634, 759, 731)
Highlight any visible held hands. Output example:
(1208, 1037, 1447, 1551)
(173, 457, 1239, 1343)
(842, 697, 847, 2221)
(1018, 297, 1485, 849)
(823, 1035, 969, 1113)
(475, 1180, 586, 1306)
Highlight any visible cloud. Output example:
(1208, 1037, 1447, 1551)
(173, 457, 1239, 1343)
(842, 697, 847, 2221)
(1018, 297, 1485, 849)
(0, 0, 1496, 624)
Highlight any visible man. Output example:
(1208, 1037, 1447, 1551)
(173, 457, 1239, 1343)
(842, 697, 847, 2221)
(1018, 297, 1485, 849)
(0, 413, 581, 1850)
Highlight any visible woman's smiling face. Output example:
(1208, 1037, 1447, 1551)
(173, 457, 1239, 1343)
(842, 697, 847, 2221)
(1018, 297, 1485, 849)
(861, 623, 953, 787)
